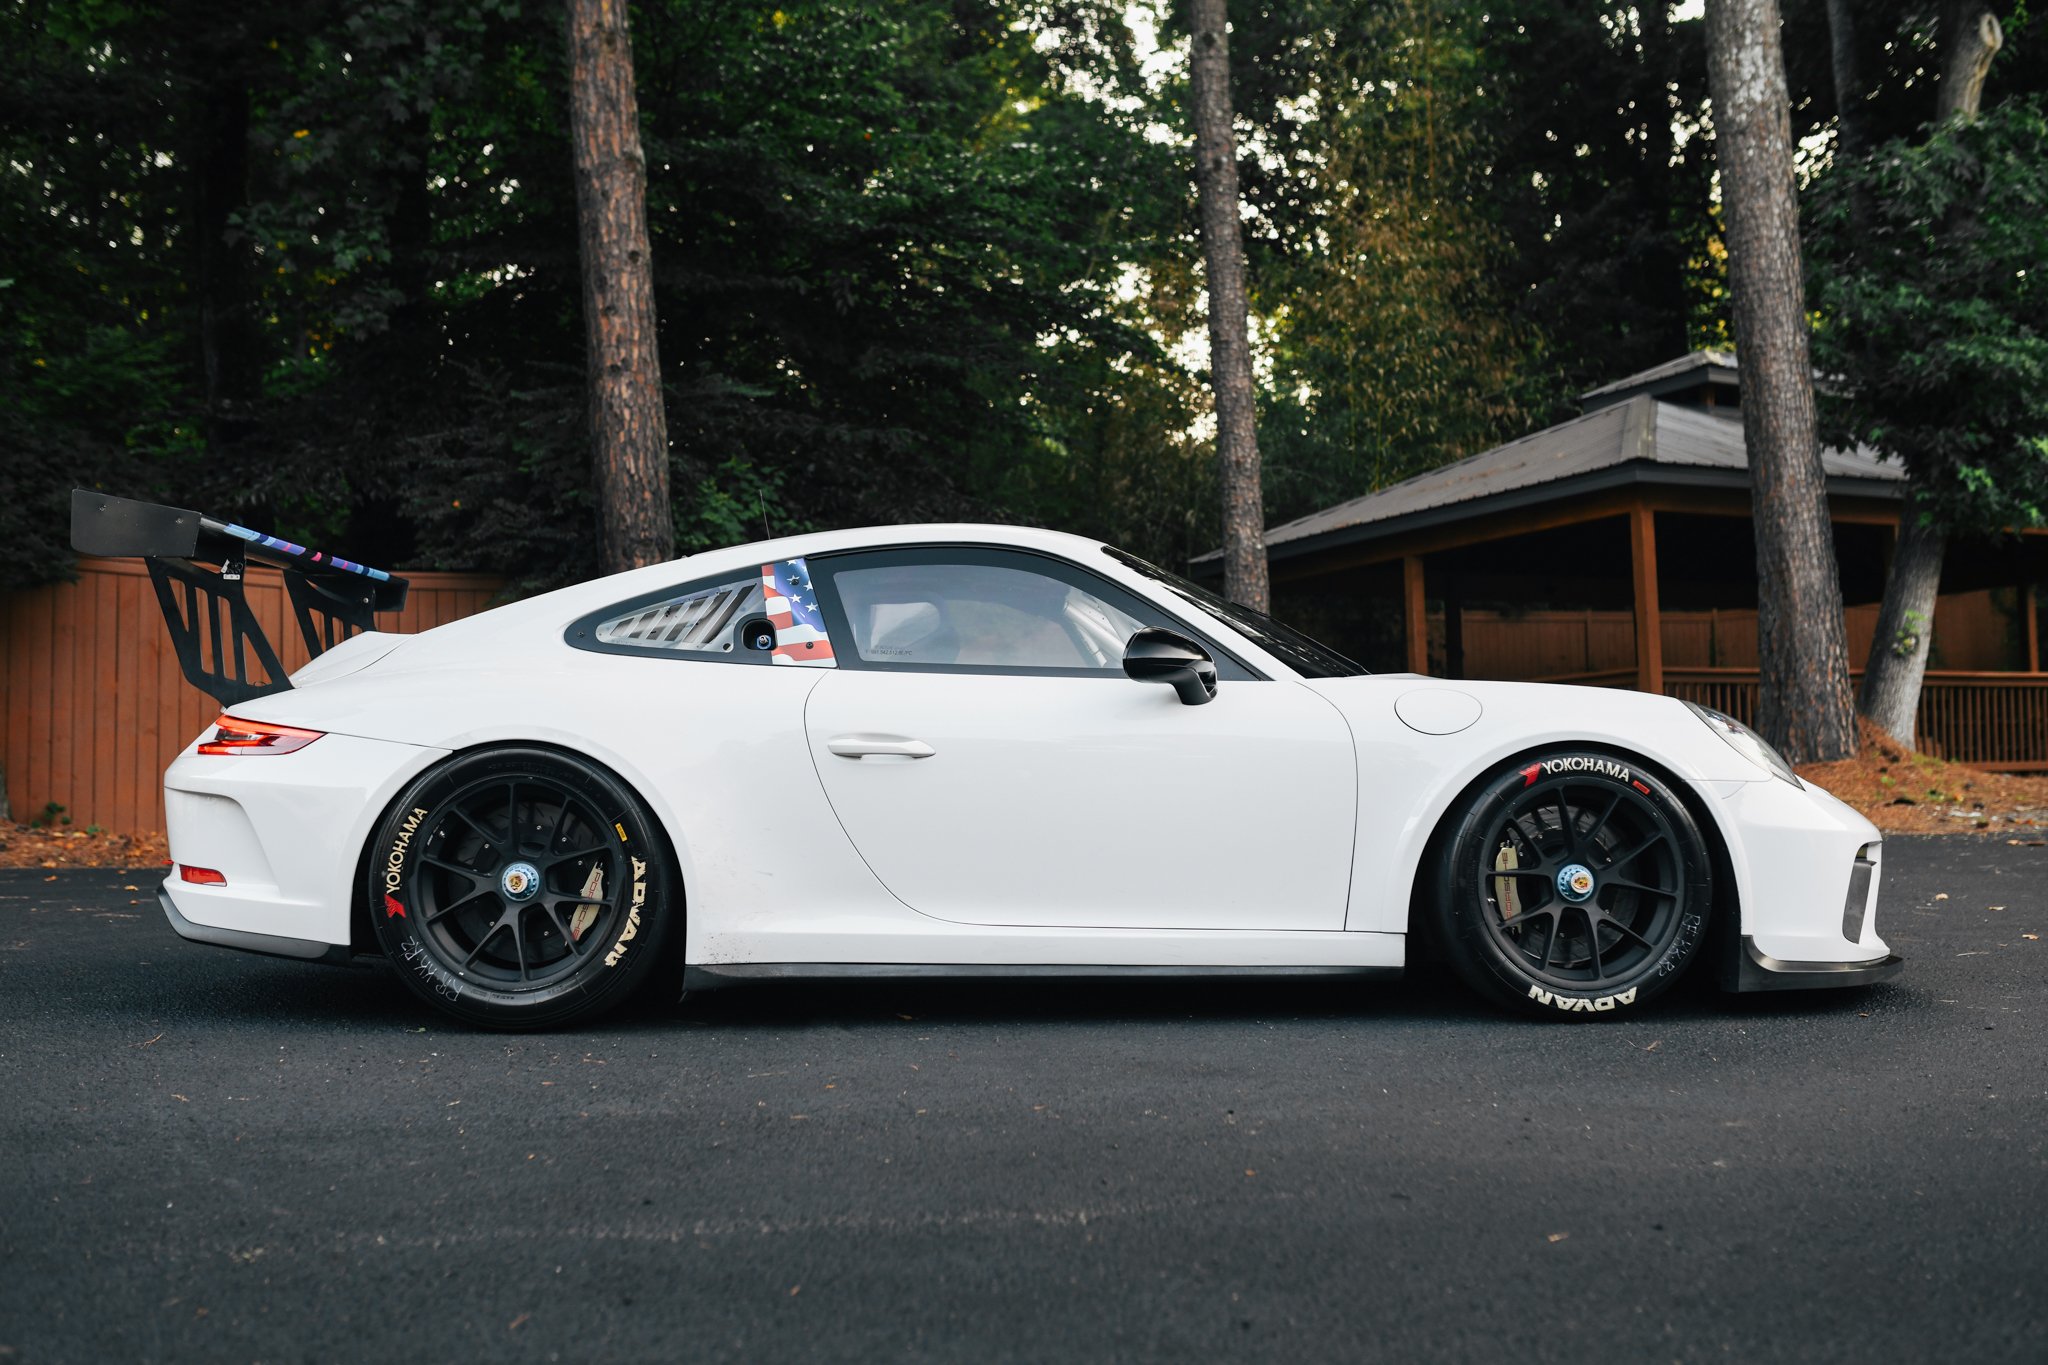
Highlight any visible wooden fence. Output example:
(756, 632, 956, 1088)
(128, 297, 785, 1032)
(2, 557, 504, 834)
(1547, 665, 2048, 772)
(1443, 590, 2021, 679)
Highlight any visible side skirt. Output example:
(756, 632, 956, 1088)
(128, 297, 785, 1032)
(683, 962, 1403, 993)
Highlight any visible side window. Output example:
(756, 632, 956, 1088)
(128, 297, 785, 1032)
(576, 558, 837, 667)
(814, 549, 1236, 676)
(596, 575, 764, 653)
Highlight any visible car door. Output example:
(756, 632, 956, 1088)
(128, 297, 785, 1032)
(800, 546, 1357, 931)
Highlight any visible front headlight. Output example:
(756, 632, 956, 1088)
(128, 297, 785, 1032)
(1685, 701, 1804, 788)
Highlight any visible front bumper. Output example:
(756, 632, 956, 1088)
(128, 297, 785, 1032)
(1733, 936, 1905, 992)
(1711, 776, 1902, 992)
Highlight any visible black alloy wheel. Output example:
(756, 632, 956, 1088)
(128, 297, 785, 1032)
(368, 746, 677, 1028)
(1435, 753, 1711, 1016)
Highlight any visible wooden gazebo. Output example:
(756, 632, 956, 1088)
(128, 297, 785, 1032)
(1202, 353, 2048, 768)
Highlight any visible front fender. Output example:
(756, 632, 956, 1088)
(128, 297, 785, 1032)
(1306, 678, 1775, 937)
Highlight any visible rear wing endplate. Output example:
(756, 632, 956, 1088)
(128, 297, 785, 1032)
(70, 489, 410, 707)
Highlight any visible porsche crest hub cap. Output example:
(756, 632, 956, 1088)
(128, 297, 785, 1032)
(1556, 863, 1596, 903)
(500, 861, 542, 903)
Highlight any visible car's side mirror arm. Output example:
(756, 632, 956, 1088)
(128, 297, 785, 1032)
(1122, 628, 1218, 706)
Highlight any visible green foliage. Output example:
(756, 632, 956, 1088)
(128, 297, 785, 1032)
(1244, 0, 1545, 522)
(2, 0, 1745, 591)
(1808, 98, 2048, 537)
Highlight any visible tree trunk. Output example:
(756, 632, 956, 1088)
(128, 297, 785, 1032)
(1854, 6, 1999, 746)
(1824, 0, 1868, 157)
(1186, 0, 1269, 612)
(189, 76, 260, 445)
(1859, 491, 1946, 743)
(1704, 0, 1858, 763)
(565, 0, 674, 574)
(1937, 5, 2003, 120)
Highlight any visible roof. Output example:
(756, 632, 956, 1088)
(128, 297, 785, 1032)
(1194, 393, 1902, 567)
(1579, 349, 1739, 408)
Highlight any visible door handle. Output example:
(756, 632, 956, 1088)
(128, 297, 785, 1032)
(826, 733, 936, 760)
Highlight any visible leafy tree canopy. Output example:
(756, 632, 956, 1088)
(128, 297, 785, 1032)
(1808, 95, 2048, 535)
(3, 0, 1746, 594)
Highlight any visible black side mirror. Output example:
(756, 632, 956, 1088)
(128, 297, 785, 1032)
(1123, 627, 1217, 706)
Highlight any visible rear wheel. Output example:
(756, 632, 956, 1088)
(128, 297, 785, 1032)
(1434, 752, 1711, 1017)
(368, 746, 677, 1028)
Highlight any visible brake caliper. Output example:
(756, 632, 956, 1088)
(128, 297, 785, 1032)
(570, 864, 604, 942)
(1493, 843, 1522, 920)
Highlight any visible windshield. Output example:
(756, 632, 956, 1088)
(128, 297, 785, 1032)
(1103, 547, 1368, 679)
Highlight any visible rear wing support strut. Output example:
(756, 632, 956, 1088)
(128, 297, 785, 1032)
(69, 489, 410, 708)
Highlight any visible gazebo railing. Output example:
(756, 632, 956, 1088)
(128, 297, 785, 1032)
(1529, 666, 2048, 771)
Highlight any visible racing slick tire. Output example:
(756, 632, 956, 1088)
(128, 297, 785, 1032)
(368, 745, 679, 1029)
(1433, 751, 1712, 1018)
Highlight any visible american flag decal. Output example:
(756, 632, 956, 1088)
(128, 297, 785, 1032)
(761, 558, 837, 667)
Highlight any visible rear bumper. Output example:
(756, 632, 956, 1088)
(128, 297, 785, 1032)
(1731, 935, 1905, 992)
(162, 730, 445, 949)
(158, 883, 356, 965)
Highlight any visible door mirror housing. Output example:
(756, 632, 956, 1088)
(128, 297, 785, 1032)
(1123, 627, 1218, 706)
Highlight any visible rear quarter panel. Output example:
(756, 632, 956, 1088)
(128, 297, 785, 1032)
(230, 644, 908, 961)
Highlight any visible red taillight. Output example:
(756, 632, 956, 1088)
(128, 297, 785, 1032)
(180, 865, 227, 885)
(196, 715, 324, 756)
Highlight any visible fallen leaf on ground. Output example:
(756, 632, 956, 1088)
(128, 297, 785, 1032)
(508, 1313, 530, 1331)
(1547, 1232, 1569, 1244)
(1935, 893, 1949, 901)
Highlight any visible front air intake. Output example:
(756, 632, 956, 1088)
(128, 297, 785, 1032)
(1842, 844, 1879, 943)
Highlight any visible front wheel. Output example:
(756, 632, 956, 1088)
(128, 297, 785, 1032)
(1434, 752, 1711, 1017)
(368, 746, 679, 1029)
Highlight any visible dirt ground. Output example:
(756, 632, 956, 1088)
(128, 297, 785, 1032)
(1796, 718, 2048, 835)
(0, 823, 170, 870)
(4, 719, 2041, 868)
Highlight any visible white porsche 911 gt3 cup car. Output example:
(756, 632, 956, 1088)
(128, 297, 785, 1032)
(73, 491, 1900, 1028)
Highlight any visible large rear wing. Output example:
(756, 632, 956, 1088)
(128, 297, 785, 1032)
(69, 489, 410, 707)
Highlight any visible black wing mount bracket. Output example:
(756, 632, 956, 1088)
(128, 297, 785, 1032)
(69, 489, 410, 708)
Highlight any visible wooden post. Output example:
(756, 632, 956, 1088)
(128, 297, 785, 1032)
(2026, 582, 2040, 673)
(1443, 573, 1465, 680)
(1403, 556, 1428, 675)
(1630, 504, 1665, 694)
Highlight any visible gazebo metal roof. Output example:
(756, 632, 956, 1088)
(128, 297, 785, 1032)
(1200, 382, 1902, 569)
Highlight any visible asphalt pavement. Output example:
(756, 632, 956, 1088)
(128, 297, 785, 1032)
(2, 836, 2044, 1364)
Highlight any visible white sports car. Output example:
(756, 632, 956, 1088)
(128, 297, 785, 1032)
(74, 491, 1900, 1028)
